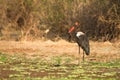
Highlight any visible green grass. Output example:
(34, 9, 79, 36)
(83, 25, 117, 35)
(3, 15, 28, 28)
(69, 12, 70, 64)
(0, 52, 120, 80)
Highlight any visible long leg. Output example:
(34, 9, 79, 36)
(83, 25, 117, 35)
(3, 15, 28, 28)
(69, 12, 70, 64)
(83, 50, 84, 61)
(78, 46, 80, 65)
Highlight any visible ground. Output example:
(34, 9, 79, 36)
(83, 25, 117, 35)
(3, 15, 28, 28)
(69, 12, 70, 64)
(0, 40, 120, 79)
(0, 40, 120, 62)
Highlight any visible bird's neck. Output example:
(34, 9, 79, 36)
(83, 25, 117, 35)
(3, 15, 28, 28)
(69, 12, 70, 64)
(70, 30, 78, 41)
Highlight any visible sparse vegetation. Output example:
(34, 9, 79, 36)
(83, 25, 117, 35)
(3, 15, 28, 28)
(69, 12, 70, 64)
(0, 52, 120, 80)
(0, 40, 120, 80)
(0, 0, 120, 41)
(0, 0, 120, 80)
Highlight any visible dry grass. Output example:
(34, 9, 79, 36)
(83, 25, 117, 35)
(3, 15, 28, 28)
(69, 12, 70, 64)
(0, 40, 120, 63)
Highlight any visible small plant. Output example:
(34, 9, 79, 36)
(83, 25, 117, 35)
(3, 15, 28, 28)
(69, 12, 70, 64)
(0, 53, 8, 63)
(64, 57, 73, 64)
(52, 56, 62, 66)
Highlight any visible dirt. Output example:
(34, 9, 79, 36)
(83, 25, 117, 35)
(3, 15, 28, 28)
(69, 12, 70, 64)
(0, 40, 120, 62)
(0, 39, 120, 80)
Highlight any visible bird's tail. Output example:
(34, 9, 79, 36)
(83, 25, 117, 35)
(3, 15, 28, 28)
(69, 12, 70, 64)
(84, 47, 90, 55)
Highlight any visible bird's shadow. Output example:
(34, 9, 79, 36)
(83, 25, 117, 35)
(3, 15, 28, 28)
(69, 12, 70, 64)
(53, 62, 89, 67)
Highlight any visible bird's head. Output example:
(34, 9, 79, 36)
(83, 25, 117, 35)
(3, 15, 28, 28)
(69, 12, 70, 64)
(75, 21, 79, 26)
(68, 21, 80, 33)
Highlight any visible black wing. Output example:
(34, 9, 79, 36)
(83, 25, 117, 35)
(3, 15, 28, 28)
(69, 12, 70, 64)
(76, 34, 90, 55)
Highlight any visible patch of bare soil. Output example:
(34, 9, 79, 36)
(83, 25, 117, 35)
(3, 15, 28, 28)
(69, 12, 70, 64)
(0, 40, 120, 62)
(0, 65, 17, 78)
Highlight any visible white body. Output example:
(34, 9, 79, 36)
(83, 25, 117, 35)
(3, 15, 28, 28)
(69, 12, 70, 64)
(76, 31, 85, 38)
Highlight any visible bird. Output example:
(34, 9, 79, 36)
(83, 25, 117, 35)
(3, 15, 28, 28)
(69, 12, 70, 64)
(68, 22, 90, 64)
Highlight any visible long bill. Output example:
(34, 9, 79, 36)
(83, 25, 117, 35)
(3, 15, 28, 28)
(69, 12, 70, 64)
(68, 26, 75, 33)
